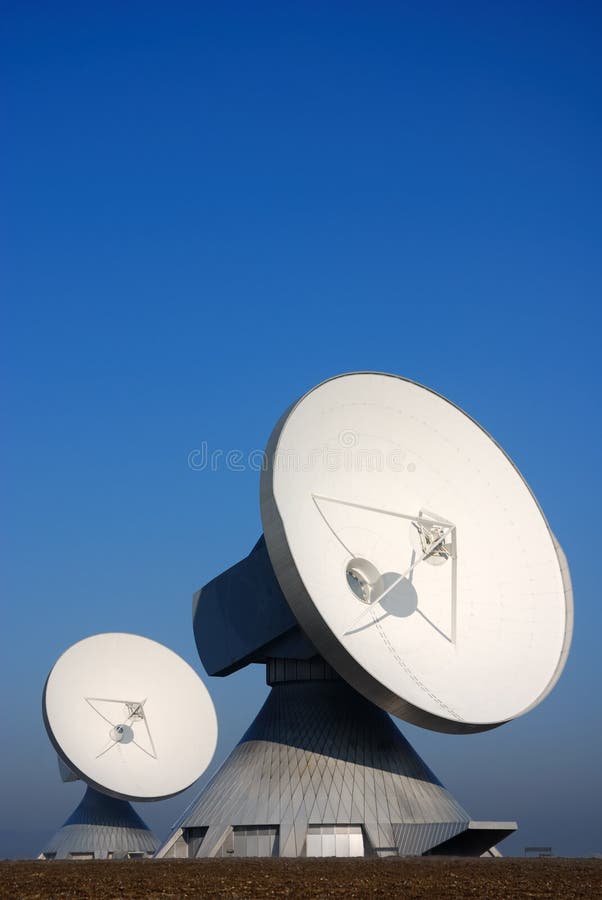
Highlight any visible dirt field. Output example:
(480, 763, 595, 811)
(1, 857, 600, 900)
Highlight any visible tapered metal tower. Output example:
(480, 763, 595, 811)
(158, 659, 514, 858)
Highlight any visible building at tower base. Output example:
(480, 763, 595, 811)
(39, 786, 158, 860)
(157, 660, 515, 859)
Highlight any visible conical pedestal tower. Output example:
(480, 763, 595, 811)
(39, 786, 158, 860)
(157, 660, 515, 859)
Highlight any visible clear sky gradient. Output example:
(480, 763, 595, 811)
(2, 2, 601, 858)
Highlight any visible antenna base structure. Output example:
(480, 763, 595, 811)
(157, 658, 515, 859)
(39, 785, 158, 860)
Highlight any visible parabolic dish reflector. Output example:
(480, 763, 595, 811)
(43, 633, 218, 801)
(260, 373, 573, 734)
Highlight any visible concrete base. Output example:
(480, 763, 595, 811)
(39, 786, 158, 860)
(157, 664, 515, 858)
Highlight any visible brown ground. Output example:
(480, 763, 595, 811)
(0, 857, 600, 900)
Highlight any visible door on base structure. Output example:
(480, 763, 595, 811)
(306, 825, 364, 857)
(218, 826, 279, 857)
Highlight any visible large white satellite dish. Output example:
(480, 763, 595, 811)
(43, 633, 218, 801)
(260, 372, 573, 734)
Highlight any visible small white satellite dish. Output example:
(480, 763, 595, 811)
(260, 372, 573, 734)
(43, 633, 218, 801)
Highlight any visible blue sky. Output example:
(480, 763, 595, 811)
(2, 2, 601, 857)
